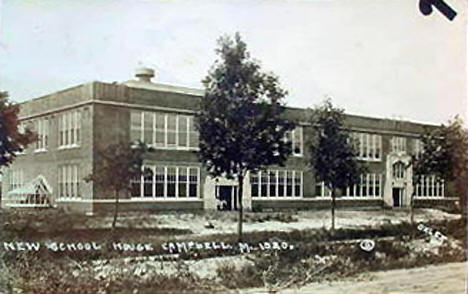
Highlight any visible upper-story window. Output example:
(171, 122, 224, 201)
(285, 126, 303, 156)
(34, 118, 49, 151)
(15, 122, 27, 155)
(392, 162, 406, 179)
(413, 139, 424, 158)
(58, 110, 81, 148)
(391, 136, 406, 153)
(130, 111, 199, 150)
(351, 132, 382, 161)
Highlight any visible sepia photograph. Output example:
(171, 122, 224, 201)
(0, 0, 467, 293)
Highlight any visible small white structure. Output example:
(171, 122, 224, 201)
(6, 175, 53, 208)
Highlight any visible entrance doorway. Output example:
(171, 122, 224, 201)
(217, 186, 238, 211)
(392, 188, 403, 207)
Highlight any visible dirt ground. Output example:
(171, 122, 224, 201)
(241, 262, 467, 294)
(103, 208, 460, 235)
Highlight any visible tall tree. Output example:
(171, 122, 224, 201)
(85, 141, 151, 228)
(197, 33, 294, 241)
(309, 99, 364, 232)
(0, 92, 36, 168)
(408, 115, 468, 223)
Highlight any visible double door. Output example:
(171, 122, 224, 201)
(217, 185, 238, 211)
(392, 187, 403, 207)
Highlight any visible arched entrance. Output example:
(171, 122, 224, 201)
(384, 155, 412, 207)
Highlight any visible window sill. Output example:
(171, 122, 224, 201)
(5, 203, 52, 208)
(130, 197, 202, 201)
(58, 144, 81, 150)
(311, 196, 382, 200)
(357, 158, 382, 162)
(33, 149, 48, 154)
(148, 145, 199, 151)
(252, 196, 303, 200)
(414, 196, 451, 200)
(56, 197, 82, 202)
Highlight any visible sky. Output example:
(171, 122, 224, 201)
(0, 0, 466, 125)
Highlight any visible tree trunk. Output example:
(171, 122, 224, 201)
(410, 190, 415, 225)
(410, 175, 420, 225)
(112, 189, 120, 229)
(331, 188, 336, 233)
(237, 174, 244, 242)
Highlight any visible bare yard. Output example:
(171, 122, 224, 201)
(98, 208, 460, 236)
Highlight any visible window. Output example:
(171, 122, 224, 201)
(362, 175, 368, 196)
(278, 171, 285, 197)
(34, 118, 49, 151)
(415, 175, 444, 198)
(294, 172, 302, 196)
(188, 168, 198, 197)
(269, 171, 277, 197)
(178, 116, 189, 148)
(143, 112, 153, 145)
(286, 171, 293, 197)
(58, 110, 81, 148)
(391, 136, 407, 153)
(58, 164, 80, 198)
(286, 127, 303, 156)
(251, 173, 259, 197)
(130, 111, 198, 150)
(167, 167, 176, 197)
(392, 162, 405, 179)
(351, 132, 382, 161)
(188, 117, 199, 149)
(341, 173, 383, 197)
(155, 167, 165, 197)
(413, 139, 424, 158)
(155, 114, 165, 146)
(15, 122, 27, 155)
(315, 181, 331, 197)
(250, 170, 303, 198)
(130, 111, 142, 142)
(167, 115, 177, 147)
(9, 169, 24, 191)
(178, 168, 188, 197)
(260, 171, 268, 197)
(132, 166, 199, 199)
(143, 167, 154, 197)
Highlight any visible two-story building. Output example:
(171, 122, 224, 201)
(1, 68, 457, 214)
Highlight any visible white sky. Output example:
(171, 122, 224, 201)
(0, 0, 466, 125)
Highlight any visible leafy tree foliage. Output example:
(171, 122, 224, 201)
(0, 92, 36, 168)
(409, 115, 468, 222)
(85, 141, 151, 228)
(197, 33, 294, 241)
(309, 99, 365, 231)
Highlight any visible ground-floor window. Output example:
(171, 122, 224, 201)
(316, 173, 382, 197)
(58, 164, 80, 198)
(131, 165, 200, 198)
(315, 181, 331, 197)
(9, 169, 24, 191)
(345, 173, 382, 197)
(415, 175, 444, 197)
(250, 170, 302, 198)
